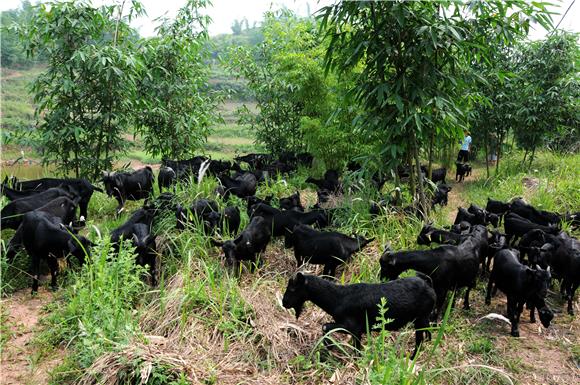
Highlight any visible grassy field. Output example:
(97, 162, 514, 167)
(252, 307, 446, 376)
(0, 67, 260, 172)
(1, 66, 579, 385)
(1, 149, 579, 385)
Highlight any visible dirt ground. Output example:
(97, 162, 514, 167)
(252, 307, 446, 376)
(0, 166, 578, 384)
(0, 286, 64, 385)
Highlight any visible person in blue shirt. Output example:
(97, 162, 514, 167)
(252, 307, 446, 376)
(457, 129, 472, 162)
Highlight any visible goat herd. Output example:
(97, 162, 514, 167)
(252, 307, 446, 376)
(1, 153, 578, 359)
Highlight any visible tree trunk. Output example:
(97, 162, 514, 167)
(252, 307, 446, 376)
(427, 130, 434, 180)
(496, 132, 503, 174)
(484, 128, 490, 179)
(411, 130, 427, 216)
(408, 150, 415, 198)
(529, 146, 536, 168)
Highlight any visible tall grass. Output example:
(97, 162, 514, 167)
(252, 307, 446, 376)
(42, 239, 146, 383)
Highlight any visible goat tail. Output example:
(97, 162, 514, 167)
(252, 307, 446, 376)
(415, 271, 433, 288)
(91, 185, 104, 193)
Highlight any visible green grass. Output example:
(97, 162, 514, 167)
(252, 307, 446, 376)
(1, 67, 43, 133)
(1, 152, 578, 384)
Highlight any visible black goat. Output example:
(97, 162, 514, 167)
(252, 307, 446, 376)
(102, 167, 155, 214)
(539, 232, 580, 315)
(279, 192, 304, 212)
(282, 272, 435, 358)
(217, 172, 257, 199)
(416, 224, 463, 246)
(510, 198, 561, 227)
(0, 187, 74, 229)
(430, 168, 447, 184)
(455, 162, 471, 182)
(454, 207, 486, 226)
(20, 211, 92, 293)
(468, 203, 499, 228)
(485, 249, 552, 337)
(286, 224, 373, 277)
(486, 198, 511, 225)
(222, 206, 241, 235)
(504, 212, 559, 244)
(306, 169, 342, 194)
(250, 203, 328, 239)
(381, 226, 486, 318)
(176, 199, 220, 232)
(431, 184, 451, 208)
(213, 216, 272, 272)
(5, 196, 80, 261)
(158, 166, 176, 192)
(128, 223, 158, 286)
(2, 176, 102, 221)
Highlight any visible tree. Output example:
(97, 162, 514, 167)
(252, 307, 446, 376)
(227, 10, 330, 156)
(1, 1, 43, 68)
(512, 31, 579, 165)
(319, 1, 552, 213)
(16, 0, 144, 178)
(135, 0, 219, 159)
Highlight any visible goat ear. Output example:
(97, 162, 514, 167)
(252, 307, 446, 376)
(295, 272, 305, 284)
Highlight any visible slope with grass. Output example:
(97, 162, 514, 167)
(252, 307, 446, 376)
(1, 151, 578, 385)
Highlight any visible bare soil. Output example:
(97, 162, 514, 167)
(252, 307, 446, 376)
(0, 286, 64, 385)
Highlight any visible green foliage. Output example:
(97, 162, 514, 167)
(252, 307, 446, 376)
(227, 11, 328, 156)
(43, 238, 146, 381)
(16, 0, 145, 178)
(135, 0, 220, 159)
(512, 31, 579, 163)
(319, 0, 553, 210)
(0, 1, 43, 68)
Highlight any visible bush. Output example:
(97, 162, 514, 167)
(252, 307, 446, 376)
(44, 238, 146, 381)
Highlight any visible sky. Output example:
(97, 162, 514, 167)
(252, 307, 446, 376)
(1, 0, 578, 39)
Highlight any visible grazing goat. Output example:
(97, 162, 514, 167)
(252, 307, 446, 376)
(0, 187, 74, 229)
(486, 198, 511, 225)
(222, 206, 241, 235)
(20, 211, 92, 293)
(217, 172, 257, 199)
(282, 272, 435, 358)
(286, 224, 373, 277)
(381, 225, 486, 318)
(539, 232, 580, 315)
(102, 167, 155, 214)
(510, 198, 561, 227)
(175, 199, 219, 232)
(504, 212, 559, 244)
(454, 207, 486, 226)
(129, 223, 158, 286)
(213, 216, 272, 272)
(416, 224, 463, 246)
(279, 192, 304, 212)
(485, 249, 552, 336)
(5, 197, 80, 261)
(1, 176, 101, 221)
(430, 168, 447, 184)
(431, 184, 451, 208)
(467, 204, 499, 228)
(250, 203, 328, 239)
(455, 162, 471, 182)
(158, 166, 176, 192)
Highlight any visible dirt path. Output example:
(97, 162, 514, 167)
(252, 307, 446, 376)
(1, 70, 25, 81)
(0, 287, 63, 385)
(444, 166, 483, 222)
